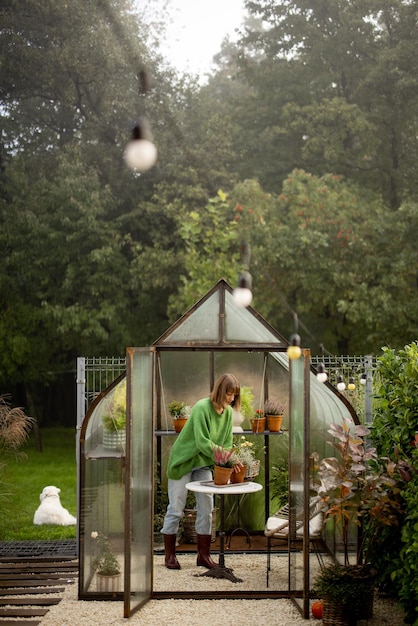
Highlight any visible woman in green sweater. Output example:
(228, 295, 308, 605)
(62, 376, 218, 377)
(161, 373, 242, 570)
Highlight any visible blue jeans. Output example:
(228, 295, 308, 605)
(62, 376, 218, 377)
(161, 466, 213, 535)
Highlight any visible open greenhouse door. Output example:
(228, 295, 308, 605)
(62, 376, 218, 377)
(288, 349, 311, 619)
(124, 348, 154, 617)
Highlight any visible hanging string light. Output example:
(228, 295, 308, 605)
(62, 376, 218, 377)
(347, 376, 356, 391)
(124, 69, 157, 172)
(336, 373, 346, 392)
(287, 313, 302, 360)
(316, 343, 328, 382)
(233, 241, 253, 307)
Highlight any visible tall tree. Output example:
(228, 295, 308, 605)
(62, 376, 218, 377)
(234, 0, 418, 207)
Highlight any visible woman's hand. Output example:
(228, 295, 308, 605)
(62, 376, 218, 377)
(232, 462, 244, 473)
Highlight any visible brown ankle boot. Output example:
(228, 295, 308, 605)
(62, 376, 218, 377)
(196, 533, 218, 569)
(164, 533, 181, 570)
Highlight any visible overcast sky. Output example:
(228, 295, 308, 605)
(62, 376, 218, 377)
(158, 0, 245, 76)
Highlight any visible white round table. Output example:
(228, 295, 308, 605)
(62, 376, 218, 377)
(186, 480, 263, 582)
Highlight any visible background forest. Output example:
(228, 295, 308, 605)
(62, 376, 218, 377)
(0, 0, 417, 425)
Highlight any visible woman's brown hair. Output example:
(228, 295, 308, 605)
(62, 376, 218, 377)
(210, 373, 241, 412)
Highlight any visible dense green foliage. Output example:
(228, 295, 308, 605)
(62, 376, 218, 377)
(0, 0, 417, 423)
(370, 343, 418, 625)
(0, 428, 77, 540)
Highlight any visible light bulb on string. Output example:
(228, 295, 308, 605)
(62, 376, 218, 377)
(233, 271, 253, 307)
(347, 377, 356, 391)
(360, 373, 367, 385)
(336, 375, 346, 392)
(287, 333, 302, 360)
(124, 118, 157, 172)
(316, 362, 328, 383)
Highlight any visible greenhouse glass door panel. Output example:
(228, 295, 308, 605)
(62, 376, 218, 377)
(124, 348, 153, 617)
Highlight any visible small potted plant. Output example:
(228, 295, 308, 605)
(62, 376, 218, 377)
(231, 435, 260, 482)
(264, 398, 286, 432)
(212, 444, 235, 485)
(250, 408, 265, 433)
(313, 416, 406, 624)
(91, 530, 121, 592)
(168, 400, 191, 432)
(102, 381, 126, 450)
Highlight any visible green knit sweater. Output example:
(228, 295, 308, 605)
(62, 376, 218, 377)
(167, 397, 233, 480)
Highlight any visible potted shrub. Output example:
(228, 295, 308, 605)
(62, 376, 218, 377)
(212, 444, 235, 485)
(91, 531, 121, 592)
(168, 400, 190, 432)
(233, 385, 254, 431)
(313, 416, 405, 624)
(264, 398, 286, 432)
(250, 408, 265, 433)
(231, 435, 261, 482)
(102, 382, 126, 450)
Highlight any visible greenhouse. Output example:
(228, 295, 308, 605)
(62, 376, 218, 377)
(78, 279, 354, 618)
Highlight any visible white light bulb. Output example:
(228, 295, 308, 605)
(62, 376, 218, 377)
(337, 381, 346, 391)
(233, 287, 253, 307)
(317, 372, 328, 383)
(124, 139, 157, 172)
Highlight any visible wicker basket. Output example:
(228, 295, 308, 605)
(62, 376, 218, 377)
(181, 508, 217, 543)
(245, 459, 260, 480)
(322, 578, 374, 625)
(322, 600, 352, 626)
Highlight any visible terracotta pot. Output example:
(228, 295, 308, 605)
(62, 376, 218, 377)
(230, 464, 246, 483)
(250, 417, 266, 433)
(267, 415, 283, 432)
(173, 418, 188, 433)
(213, 465, 233, 485)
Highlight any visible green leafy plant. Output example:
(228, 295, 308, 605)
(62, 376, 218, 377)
(368, 343, 418, 624)
(231, 435, 257, 466)
(168, 401, 190, 419)
(91, 531, 121, 576)
(102, 381, 126, 432)
(316, 415, 404, 567)
(211, 444, 234, 468)
(264, 398, 286, 415)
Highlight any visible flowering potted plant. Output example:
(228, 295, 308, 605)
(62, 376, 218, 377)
(168, 400, 191, 432)
(231, 435, 260, 481)
(313, 416, 405, 624)
(264, 398, 286, 432)
(211, 444, 235, 485)
(91, 531, 121, 592)
(250, 408, 266, 433)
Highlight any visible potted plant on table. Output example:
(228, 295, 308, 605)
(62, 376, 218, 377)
(212, 444, 235, 485)
(168, 400, 191, 432)
(91, 531, 121, 592)
(231, 435, 261, 482)
(313, 416, 405, 625)
(250, 409, 266, 433)
(264, 398, 286, 432)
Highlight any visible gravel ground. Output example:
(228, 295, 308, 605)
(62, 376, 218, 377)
(39, 585, 406, 626)
(38, 554, 407, 626)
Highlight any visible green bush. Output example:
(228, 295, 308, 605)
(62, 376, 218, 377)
(370, 343, 418, 625)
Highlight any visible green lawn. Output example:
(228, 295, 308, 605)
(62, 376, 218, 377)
(0, 428, 77, 541)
